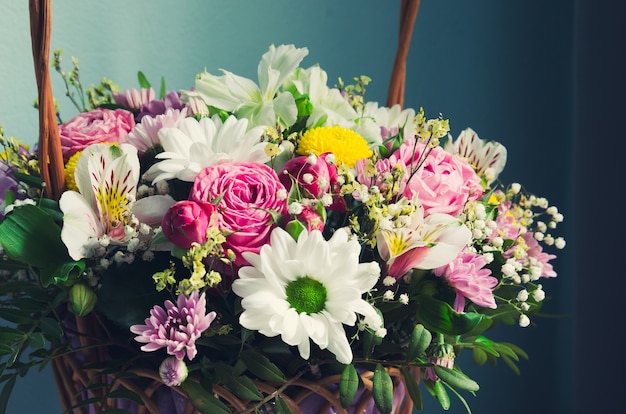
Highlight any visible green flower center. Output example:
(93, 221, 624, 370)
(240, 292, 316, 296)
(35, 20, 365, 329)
(285, 276, 327, 314)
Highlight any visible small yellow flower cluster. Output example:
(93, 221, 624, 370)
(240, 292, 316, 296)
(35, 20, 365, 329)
(152, 262, 177, 292)
(177, 227, 229, 295)
(414, 107, 450, 147)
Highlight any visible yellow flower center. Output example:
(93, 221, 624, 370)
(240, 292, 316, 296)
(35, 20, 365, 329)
(296, 125, 372, 167)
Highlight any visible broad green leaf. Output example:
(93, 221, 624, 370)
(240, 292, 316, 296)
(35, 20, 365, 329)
(339, 364, 359, 408)
(137, 71, 151, 89)
(407, 324, 432, 361)
(180, 379, 231, 414)
(0, 205, 71, 285)
(372, 364, 393, 414)
(240, 350, 286, 382)
(415, 295, 486, 336)
(400, 366, 422, 411)
(433, 366, 479, 392)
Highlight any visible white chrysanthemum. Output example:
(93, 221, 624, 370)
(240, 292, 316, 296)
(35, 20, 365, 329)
(143, 115, 270, 183)
(231, 227, 383, 364)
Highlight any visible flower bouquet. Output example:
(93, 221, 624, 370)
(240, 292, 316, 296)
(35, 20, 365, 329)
(0, 34, 566, 414)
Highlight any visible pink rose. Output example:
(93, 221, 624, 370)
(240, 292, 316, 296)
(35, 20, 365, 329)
(162, 200, 217, 248)
(189, 162, 287, 266)
(393, 139, 483, 216)
(60, 108, 135, 161)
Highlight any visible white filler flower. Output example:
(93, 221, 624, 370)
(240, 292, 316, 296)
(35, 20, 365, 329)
(232, 227, 383, 364)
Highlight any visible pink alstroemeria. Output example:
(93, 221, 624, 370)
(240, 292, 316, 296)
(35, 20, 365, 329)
(376, 205, 472, 279)
(130, 291, 217, 361)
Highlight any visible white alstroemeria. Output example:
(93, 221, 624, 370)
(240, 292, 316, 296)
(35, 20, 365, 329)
(285, 65, 358, 129)
(60, 143, 174, 260)
(445, 128, 507, 185)
(353, 102, 417, 146)
(376, 204, 472, 279)
(232, 227, 383, 364)
(186, 44, 308, 128)
(143, 115, 270, 183)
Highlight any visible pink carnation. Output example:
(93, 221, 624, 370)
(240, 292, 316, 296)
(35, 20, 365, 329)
(393, 139, 483, 216)
(434, 250, 497, 312)
(60, 108, 135, 161)
(189, 162, 287, 267)
(130, 291, 216, 361)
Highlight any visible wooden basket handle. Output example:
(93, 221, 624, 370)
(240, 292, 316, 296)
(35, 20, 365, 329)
(387, 0, 421, 108)
(29, 0, 65, 201)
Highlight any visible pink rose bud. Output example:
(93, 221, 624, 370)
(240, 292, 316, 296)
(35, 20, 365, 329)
(162, 200, 217, 248)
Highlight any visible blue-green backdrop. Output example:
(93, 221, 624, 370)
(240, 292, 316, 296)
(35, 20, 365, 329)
(1, 0, 623, 413)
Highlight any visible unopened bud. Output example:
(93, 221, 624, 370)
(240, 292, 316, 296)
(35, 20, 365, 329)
(68, 283, 97, 316)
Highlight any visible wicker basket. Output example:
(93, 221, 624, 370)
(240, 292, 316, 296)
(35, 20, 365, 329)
(28, 1, 422, 413)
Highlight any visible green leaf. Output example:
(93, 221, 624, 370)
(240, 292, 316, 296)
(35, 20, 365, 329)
(27, 332, 46, 350)
(137, 71, 151, 89)
(400, 366, 422, 411)
(39, 317, 63, 342)
(406, 324, 432, 361)
(159, 76, 166, 100)
(372, 364, 393, 414)
(213, 363, 262, 401)
(274, 396, 294, 414)
(0, 308, 33, 325)
(415, 295, 486, 336)
(472, 348, 488, 366)
(0, 205, 71, 286)
(433, 380, 450, 410)
(180, 379, 231, 414)
(339, 364, 359, 408)
(106, 389, 145, 405)
(240, 350, 286, 382)
(433, 366, 480, 392)
(0, 376, 16, 414)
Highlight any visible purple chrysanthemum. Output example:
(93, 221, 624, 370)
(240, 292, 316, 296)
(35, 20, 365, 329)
(130, 291, 216, 361)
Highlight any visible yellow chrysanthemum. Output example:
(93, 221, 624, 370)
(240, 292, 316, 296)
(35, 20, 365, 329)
(64, 151, 81, 192)
(296, 125, 372, 167)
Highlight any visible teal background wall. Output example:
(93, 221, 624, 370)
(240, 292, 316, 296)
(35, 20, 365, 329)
(1, 0, 623, 413)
